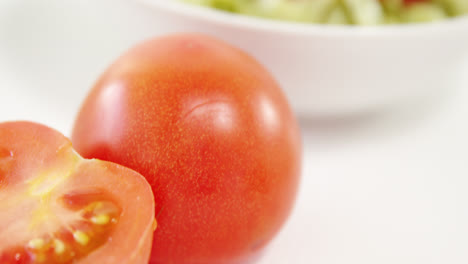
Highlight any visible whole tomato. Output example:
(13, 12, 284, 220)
(72, 34, 301, 264)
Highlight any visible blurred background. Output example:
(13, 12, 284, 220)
(1, 0, 468, 263)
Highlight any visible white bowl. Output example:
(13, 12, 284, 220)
(136, 0, 468, 116)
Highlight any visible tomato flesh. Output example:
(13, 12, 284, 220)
(1, 191, 120, 264)
(0, 121, 155, 264)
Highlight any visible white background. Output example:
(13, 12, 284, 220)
(1, 1, 467, 263)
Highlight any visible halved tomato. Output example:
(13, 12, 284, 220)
(0, 121, 155, 264)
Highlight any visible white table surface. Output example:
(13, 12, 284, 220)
(1, 1, 467, 263)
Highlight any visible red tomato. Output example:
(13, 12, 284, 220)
(0, 121, 155, 264)
(72, 34, 301, 264)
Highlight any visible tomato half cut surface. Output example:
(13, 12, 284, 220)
(0, 121, 155, 264)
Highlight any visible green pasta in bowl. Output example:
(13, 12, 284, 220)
(183, 0, 468, 25)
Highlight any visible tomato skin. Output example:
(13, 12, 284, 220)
(72, 34, 302, 264)
(0, 121, 155, 264)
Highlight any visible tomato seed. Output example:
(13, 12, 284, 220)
(52, 239, 65, 255)
(72, 231, 89, 246)
(27, 238, 45, 250)
(90, 214, 110, 225)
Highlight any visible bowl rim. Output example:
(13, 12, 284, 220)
(137, 0, 468, 36)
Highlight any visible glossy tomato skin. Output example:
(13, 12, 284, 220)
(72, 34, 301, 264)
(0, 121, 155, 264)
